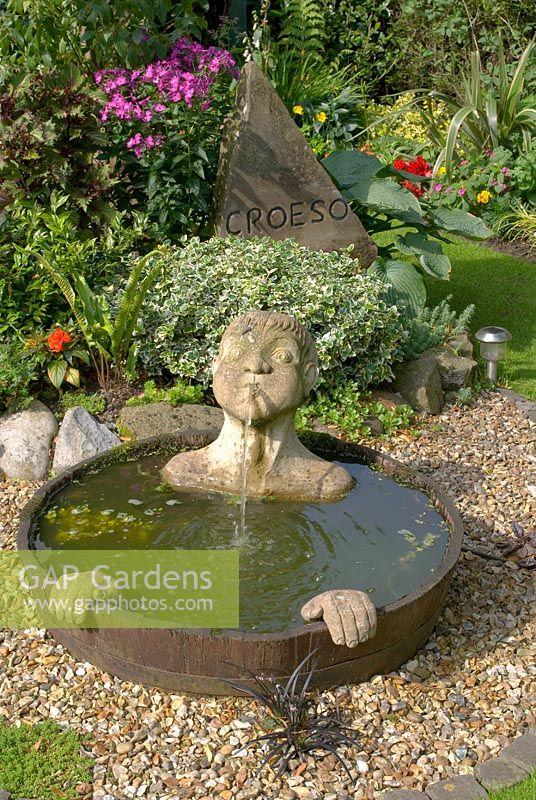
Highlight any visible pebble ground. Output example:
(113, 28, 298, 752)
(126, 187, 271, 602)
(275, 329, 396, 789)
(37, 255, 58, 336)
(0, 391, 534, 800)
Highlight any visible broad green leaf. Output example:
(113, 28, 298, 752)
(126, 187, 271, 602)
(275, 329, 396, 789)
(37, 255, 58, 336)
(394, 233, 451, 279)
(368, 258, 426, 318)
(347, 179, 423, 224)
(48, 360, 67, 389)
(323, 150, 384, 188)
(429, 208, 492, 239)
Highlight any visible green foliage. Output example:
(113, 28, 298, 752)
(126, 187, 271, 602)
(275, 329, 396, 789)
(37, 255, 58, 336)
(291, 88, 366, 157)
(488, 201, 536, 246)
(427, 148, 516, 215)
(0, 339, 38, 411)
(387, 0, 536, 95)
(133, 236, 405, 390)
(0, 720, 92, 800)
(401, 296, 475, 360)
(0, 0, 209, 73)
(126, 378, 204, 407)
(422, 40, 536, 169)
(511, 141, 536, 201)
(279, 0, 327, 53)
(59, 390, 106, 415)
(0, 65, 117, 228)
(324, 0, 404, 94)
(244, 0, 354, 112)
(39, 248, 163, 389)
(295, 381, 414, 440)
(323, 149, 492, 316)
(0, 199, 146, 337)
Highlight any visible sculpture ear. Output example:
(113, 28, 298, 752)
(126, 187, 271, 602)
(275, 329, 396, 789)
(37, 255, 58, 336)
(303, 362, 318, 396)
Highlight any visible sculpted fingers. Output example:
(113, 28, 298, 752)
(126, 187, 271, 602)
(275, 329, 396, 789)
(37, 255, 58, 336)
(301, 597, 324, 621)
(321, 595, 346, 646)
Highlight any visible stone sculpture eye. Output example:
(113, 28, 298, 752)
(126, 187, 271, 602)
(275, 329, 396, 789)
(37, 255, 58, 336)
(229, 346, 242, 359)
(272, 349, 293, 363)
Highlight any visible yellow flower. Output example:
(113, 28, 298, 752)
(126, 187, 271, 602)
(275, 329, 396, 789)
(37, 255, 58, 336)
(477, 190, 492, 204)
(437, 165, 446, 176)
(315, 111, 327, 123)
(292, 105, 304, 115)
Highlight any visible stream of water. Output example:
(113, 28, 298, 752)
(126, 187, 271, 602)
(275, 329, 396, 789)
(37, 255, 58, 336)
(236, 382, 255, 544)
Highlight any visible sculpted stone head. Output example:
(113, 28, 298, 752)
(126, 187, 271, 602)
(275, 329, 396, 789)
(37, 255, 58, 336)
(212, 310, 318, 425)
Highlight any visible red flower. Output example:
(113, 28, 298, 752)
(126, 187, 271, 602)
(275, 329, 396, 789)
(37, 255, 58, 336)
(393, 159, 407, 170)
(402, 180, 425, 198)
(47, 329, 72, 353)
(405, 155, 431, 176)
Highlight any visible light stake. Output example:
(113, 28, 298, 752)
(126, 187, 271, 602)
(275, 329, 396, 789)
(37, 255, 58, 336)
(475, 326, 512, 382)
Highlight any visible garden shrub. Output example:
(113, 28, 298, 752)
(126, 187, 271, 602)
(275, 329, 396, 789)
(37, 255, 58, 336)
(133, 236, 405, 390)
(0, 339, 38, 411)
(0, 200, 144, 337)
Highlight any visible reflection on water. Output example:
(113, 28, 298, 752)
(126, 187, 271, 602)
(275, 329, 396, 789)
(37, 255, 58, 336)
(32, 454, 450, 632)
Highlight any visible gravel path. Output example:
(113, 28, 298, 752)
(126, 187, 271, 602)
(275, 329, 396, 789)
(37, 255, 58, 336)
(0, 390, 535, 800)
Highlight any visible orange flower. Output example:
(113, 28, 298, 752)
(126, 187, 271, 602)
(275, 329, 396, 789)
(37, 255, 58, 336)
(47, 329, 72, 353)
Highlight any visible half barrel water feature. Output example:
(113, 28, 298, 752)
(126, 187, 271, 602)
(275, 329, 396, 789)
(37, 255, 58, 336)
(19, 312, 463, 694)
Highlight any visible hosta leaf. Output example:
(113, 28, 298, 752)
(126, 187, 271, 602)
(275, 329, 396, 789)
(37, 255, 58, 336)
(323, 150, 383, 188)
(347, 179, 423, 224)
(394, 233, 451, 279)
(368, 258, 426, 318)
(429, 208, 492, 239)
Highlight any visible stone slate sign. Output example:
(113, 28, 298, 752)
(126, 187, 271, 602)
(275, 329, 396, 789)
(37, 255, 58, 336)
(214, 62, 377, 267)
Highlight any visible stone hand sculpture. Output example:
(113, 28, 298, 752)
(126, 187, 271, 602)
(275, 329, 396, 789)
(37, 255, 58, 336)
(163, 310, 355, 502)
(301, 589, 377, 647)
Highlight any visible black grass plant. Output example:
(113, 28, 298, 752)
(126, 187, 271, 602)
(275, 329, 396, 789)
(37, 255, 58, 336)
(224, 650, 358, 778)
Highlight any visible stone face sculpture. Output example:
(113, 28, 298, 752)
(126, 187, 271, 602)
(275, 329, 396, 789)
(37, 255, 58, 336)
(163, 310, 354, 502)
(163, 310, 378, 647)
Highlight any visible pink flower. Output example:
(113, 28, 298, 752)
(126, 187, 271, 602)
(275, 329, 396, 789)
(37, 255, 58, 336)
(501, 166, 509, 175)
(457, 187, 467, 196)
(485, 148, 494, 157)
(433, 183, 443, 192)
(459, 159, 468, 166)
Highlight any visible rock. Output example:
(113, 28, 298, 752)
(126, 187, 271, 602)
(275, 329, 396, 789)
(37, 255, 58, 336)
(500, 733, 536, 772)
(0, 790, 11, 800)
(368, 389, 408, 410)
(383, 792, 428, 799)
(446, 332, 474, 359)
(213, 62, 377, 267)
(425, 775, 488, 800)
(434, 350, 477, 391)
(474, 755, 529, 791)
(394, 352, 444, 414)
(117, 402, 223, 441)
(115, 741, 134, 754)
(52, 407, 120, 473)
(0, 400, 58, 480)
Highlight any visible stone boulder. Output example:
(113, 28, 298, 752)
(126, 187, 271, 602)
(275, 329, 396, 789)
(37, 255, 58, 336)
(117, 402, 224, 441)
(434, 349, 477, 391)
(0, 401, 58, 481)
(213, 62, 377, 267)
(393, 352, 444, 415)
(446, 331, 474, 359)
(52, 406, 121, 473)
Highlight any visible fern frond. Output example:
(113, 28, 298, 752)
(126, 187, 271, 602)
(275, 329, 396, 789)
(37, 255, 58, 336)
(280, 0, 326, 58)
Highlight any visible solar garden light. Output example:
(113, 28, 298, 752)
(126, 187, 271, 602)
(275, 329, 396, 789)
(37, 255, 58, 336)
(475, 326, 512, 382)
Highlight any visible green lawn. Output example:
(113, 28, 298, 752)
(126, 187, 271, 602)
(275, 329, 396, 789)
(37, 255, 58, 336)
(488, 770, 536, 800)
(424, 238, 536, 400)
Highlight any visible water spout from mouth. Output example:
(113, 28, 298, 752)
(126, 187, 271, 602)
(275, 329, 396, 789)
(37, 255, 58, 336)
(235, 382, 254, 544)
